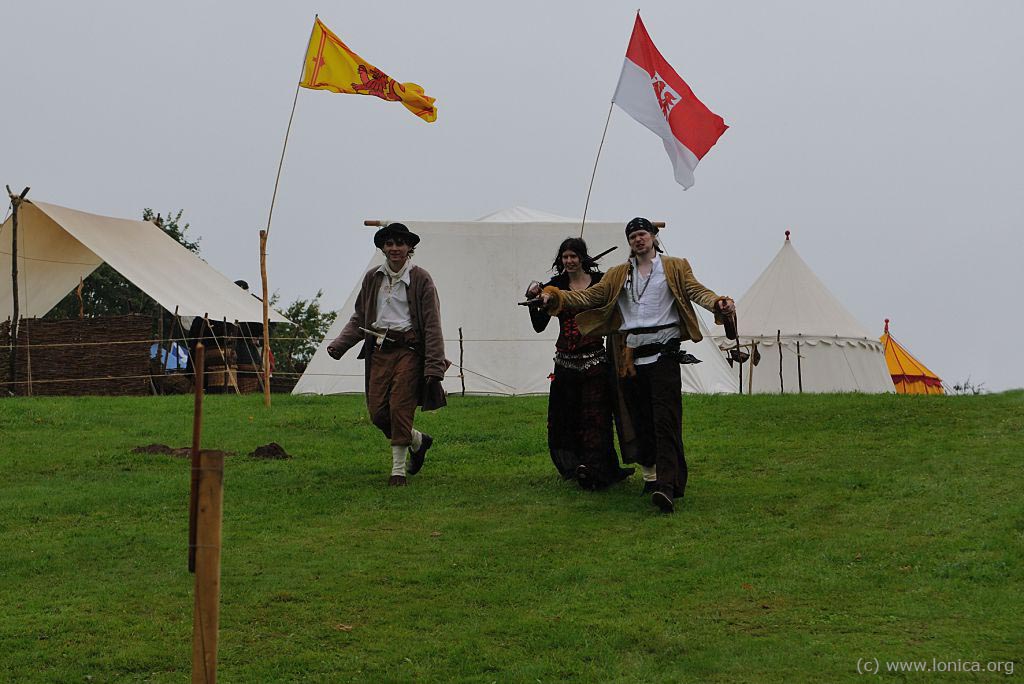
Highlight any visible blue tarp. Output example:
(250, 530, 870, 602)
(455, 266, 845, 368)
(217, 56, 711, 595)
(150, 342, 190, 370)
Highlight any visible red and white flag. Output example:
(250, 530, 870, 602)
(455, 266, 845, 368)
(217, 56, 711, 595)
(612, 14, 728, 189)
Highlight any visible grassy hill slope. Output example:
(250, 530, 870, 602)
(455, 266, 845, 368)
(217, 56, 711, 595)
(1, 392, 1021, 682)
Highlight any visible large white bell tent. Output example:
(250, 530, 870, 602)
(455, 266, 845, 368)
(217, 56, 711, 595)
(715, 231, 893, 394)
(294, 208, 739, 396)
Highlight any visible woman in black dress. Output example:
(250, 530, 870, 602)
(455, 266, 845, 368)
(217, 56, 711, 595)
(526, 238, 633, 490)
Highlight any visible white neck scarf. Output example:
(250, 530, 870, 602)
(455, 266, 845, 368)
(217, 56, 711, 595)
(383, 260, 410, 287)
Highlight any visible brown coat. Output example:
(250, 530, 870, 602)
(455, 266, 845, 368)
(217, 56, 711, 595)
(543, 255, 725, 341)
(329, 265, 447, 380)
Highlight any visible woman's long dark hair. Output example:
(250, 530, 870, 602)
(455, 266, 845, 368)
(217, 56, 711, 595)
(551, 237, 600, 274)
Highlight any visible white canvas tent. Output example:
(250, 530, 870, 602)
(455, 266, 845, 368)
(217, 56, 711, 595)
(0, 199, 287, 323)
(715, 233, 893, 393)
(294, 207, 739, 396)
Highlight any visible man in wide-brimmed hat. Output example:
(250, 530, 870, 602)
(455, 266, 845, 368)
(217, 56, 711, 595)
(538, 217, 734, 513)
(327, 223, 447, 486)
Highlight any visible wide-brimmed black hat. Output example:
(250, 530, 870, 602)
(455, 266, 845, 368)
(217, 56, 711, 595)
(625, 217, 658, 237)
(373, 222, 421, 249)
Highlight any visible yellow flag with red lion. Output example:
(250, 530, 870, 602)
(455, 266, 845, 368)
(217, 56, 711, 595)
(299, 18, 437, 123)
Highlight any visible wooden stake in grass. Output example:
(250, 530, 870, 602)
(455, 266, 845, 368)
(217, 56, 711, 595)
(191, 448, 224, 684)
(188, 343, 205, 574)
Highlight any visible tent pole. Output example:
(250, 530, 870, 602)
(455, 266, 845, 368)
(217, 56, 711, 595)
(748, 344, 755, 394)
(76, 277, 84, 319)
(224, 316, 240, 395)
(777, 329, 784, 394)
(797, 339, 803, 393)
(736, 337, 743, 394)
(458, 326, 465, 397)
(168, 306, 183, 379)
(155, 305, 166, 394)
(6, 186, 29, 393)
(3, 316, 8, 395)
(579, 101, 614, 239)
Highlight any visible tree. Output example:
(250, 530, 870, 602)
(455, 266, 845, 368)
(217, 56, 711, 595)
(269, 290, 337, 375)
(45, 209, 199, 320)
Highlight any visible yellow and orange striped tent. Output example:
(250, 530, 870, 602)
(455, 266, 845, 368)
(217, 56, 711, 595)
(880, 319, 944, 395)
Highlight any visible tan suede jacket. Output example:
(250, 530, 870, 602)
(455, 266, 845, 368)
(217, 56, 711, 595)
(329, 265, 447, 379)
(543, 256, 724, 342)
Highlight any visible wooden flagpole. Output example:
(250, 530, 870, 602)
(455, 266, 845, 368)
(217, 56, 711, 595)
(260, 15, 319, 407)
(259, 230, 271, 407)
(580, 101, 615, 239)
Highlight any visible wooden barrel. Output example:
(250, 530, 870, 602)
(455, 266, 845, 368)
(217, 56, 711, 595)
(204, 348, 235, 392)
(236, 364, 261, 394)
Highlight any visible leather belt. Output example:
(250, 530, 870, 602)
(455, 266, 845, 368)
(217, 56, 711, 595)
(621, 322, 677, 335)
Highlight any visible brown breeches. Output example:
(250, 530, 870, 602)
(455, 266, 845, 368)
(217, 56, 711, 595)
(366, 345, 421, 446)
(620, 356, 688, 498)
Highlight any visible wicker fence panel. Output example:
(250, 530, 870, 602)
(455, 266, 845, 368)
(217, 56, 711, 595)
(0, 316, 152, 396)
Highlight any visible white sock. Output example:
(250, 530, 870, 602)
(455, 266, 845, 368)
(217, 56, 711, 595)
(410, 429, 423, 452)
(391, 445, 407, 476)
(641, 465, 657, 482)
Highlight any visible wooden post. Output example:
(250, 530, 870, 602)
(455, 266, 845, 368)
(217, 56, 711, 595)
(6, 186, 29, 392)
(3, 316, 9, 395)
(24, 320, 32, 397)
(777, 330, 784, 395)
(191, 448, 224, 684)
(259, 230, 271, 408)
(797, 339, 803, 394)
(458, 326, 465, 397)
(188, 343, 205, 574)
(223, 317, 240, 396)
(748, 344, 755, 395)
(76, 277, 84, 319)
(168, 306, 182, 378)
(736, 338, 743, 394)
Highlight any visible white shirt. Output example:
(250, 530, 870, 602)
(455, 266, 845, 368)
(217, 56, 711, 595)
(373, 263, 413, 332)
(617, 253, 679, 365)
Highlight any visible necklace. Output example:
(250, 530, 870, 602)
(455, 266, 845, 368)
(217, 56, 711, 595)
(629, 261, 654, 303)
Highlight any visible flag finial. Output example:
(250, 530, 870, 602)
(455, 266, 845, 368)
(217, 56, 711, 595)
(884, 318, 890, 333)
(785, 230, 790, 241)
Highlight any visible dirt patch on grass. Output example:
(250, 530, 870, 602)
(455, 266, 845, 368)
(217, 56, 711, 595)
(132, 445, 235, 458)
(249, 442, 291, 460)
(133, 444, 192, 458)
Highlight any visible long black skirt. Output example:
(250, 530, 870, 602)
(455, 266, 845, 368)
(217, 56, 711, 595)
(547, 361, 628, 488)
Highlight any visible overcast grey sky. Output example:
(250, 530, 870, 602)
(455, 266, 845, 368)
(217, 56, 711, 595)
(2, 1, 1022, 390)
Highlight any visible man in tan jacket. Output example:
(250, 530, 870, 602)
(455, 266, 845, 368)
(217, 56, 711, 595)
(327, 223, 446, 486)
(539, 217, 734, 513)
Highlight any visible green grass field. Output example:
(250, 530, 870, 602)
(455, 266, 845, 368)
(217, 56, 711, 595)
(1, 392, 1021, 682)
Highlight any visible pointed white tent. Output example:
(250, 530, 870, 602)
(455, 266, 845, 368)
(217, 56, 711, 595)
(294, 208, 739, 396)
(716, 232, 893, 393)
(0, 199, 288, 322)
